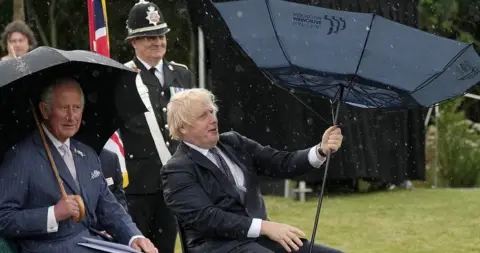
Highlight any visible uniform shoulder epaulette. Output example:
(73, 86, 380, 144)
(124, 60, 140, 72)
(169, 61, 189, 70)
(124, 60, 135, 68)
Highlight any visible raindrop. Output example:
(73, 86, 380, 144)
(235, 65, 244, 72)
(88, 92, 98, 104)
(92, 70, 100, 77)
(307, 117, 313, 125)
(265, 127, 271, 132)
(366, 26, 370, 31)
(237, 11, 243, 18)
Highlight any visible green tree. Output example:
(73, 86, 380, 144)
(419, 0, 479, 47)
(419, 0, 480, 187)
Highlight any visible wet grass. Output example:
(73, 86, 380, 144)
(175, 188, 480, 253)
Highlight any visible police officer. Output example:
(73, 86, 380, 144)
(120, 1, 196, 252)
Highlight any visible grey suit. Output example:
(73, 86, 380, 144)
(0, 131, 142, 253)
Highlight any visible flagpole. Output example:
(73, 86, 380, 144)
(87, 0, 128, 187)
(198, 26, 206, 89)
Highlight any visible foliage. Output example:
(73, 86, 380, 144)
(419, 0, 480, 187)
(418, 0, 479, 46)
(435, 97, 480, 187)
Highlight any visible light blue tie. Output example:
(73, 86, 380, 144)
(60, 144, 78, 186)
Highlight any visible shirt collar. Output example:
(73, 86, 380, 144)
(137, 57, 163, 72)
(41, 124, 70, 150)
(184, 141, 210, 156)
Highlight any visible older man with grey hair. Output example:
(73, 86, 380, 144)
(0, 77, 157, 253)
(161, 88, 344, 253)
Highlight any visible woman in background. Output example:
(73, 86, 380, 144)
(1, 20, 37, 60)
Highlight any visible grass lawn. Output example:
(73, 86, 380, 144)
(174, 188, 480, 253)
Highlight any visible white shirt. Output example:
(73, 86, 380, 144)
(137, 57, 164, 86)
(184, 141, 326, 238)
(42, 125, 142, 246)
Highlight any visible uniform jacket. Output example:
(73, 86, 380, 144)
(120, 57, 196, 194)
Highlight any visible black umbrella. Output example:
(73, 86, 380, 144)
(0, 46, 147, 163)
(211, 0, 480, 250)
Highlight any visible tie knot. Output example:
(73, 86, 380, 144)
(209, 147, 220, 155)
(60, 144, 70, 154)
(149, 67, 156, 74)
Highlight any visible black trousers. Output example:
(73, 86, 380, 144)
(126, 191, 177, 253)
(229, 237, 343, 253)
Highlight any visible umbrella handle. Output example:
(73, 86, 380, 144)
(29, 100, 86, 223)
(308, 87, 344, 253)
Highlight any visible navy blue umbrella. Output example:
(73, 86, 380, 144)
(212, 0, 480, 249)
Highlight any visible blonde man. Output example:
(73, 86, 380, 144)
(161, 88, 344, 253)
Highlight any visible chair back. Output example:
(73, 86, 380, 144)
(176, 218, 189, 253)
(0, 238, 17, 253)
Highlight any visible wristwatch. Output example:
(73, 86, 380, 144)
(317, 145, 327, 158)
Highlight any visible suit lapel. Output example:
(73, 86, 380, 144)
(181, 143, 243, 203)
(134, 57, 161, 89)
(70, 143, 89, 193)
(217, 142, 249, 173)
(217, 142, 253, 205)
(70, 141, 94, 225)
(163, 60, 176, 88)
(33, 131, 80, 195)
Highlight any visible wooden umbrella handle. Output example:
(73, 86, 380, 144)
(29, 100, 68, 198)
(29, 100, 85, 222)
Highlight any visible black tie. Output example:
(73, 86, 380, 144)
(149, 67, 164, 86)
(209, 147, 236, 184)
(149, 67, 156, 75)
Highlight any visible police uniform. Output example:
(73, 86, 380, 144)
(119, 1, 196, 252)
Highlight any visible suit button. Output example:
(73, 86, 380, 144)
(165, 124, 169, 129)
(161, 91, 165, 96)
(162, 107, 167, 112)
(166, 141, 170, 147)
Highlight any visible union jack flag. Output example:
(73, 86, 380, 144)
(88, 0, 129, 188)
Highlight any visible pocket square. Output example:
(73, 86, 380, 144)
(105, 177, 114, 186)
(91, 170, 101, 179)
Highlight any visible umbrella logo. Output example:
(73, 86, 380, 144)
(292, 12, 322, 29)
(456, 60, 479, 81)
(292, 12, 346, 35)
(323, 15, 346, 35)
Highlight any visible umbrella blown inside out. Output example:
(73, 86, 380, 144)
(213, 0, 480, 109)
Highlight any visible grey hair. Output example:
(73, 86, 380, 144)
(40, 77, 85, 112)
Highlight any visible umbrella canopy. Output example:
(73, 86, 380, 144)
(212, 0, 480, 108)
(0, 46, 146, 162)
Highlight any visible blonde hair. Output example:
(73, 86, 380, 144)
(167, 88, 218, 140)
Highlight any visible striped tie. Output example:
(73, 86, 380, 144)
(60, 144, 79, 187)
